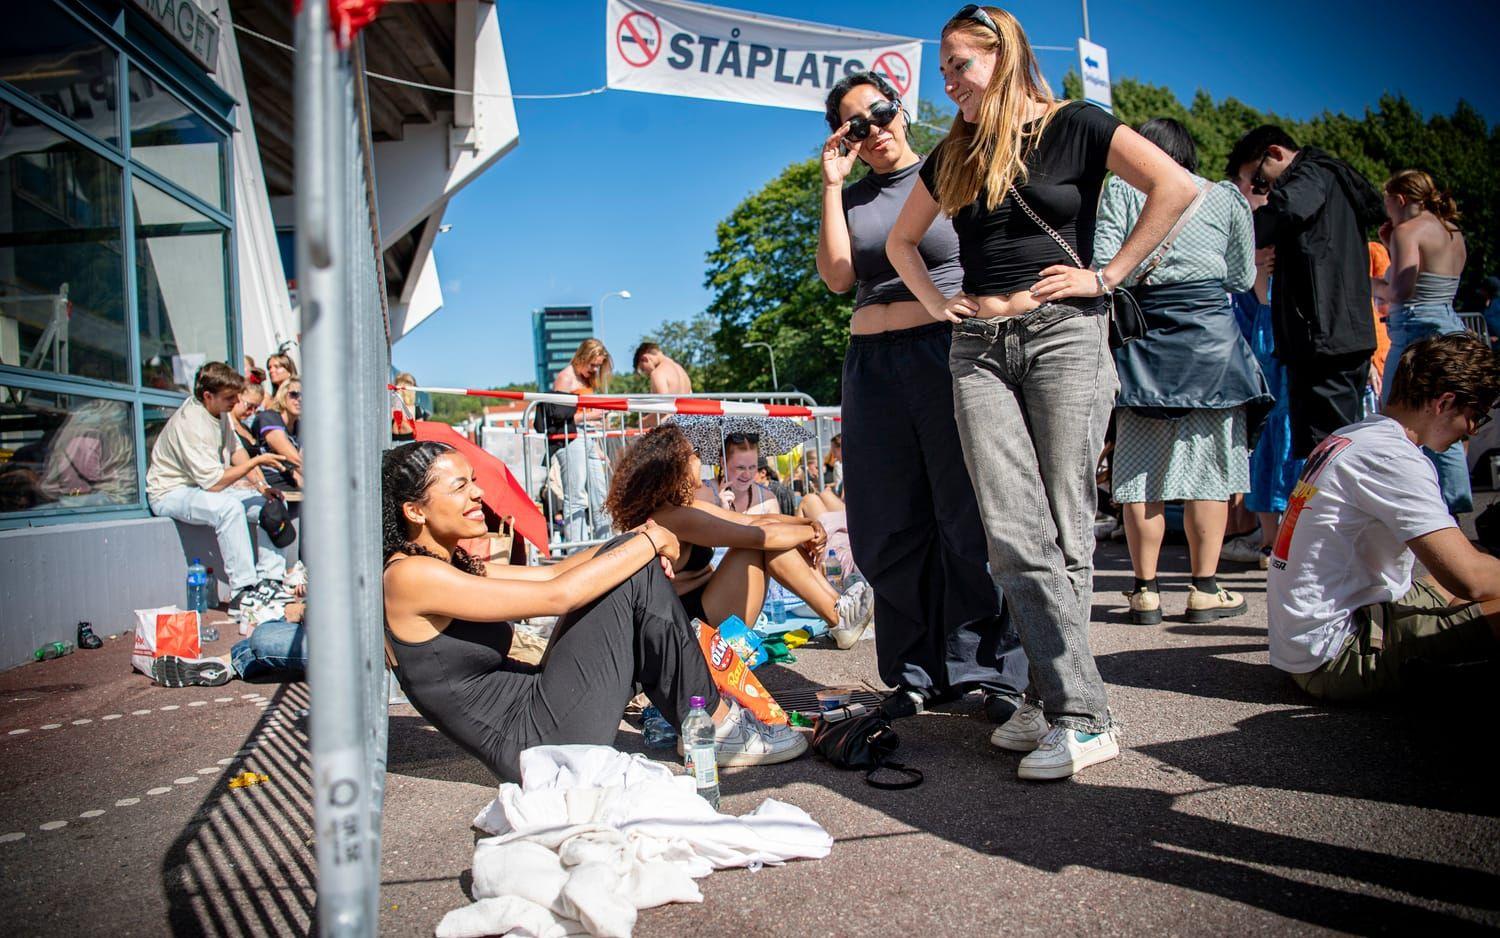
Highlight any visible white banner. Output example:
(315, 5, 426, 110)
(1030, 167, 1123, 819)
(1078, 38, 1112, 111)
(604, 0, 921, 113)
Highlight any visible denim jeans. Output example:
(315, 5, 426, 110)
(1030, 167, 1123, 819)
(150, 486, 287, 591)
(950, 303, 1118, 732)
(230, 618, 306, 680)
(1382, 302, 1471, 513)
(557, 430, 612, 544)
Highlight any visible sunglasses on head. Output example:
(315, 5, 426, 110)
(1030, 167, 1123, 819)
(846, 99, 902, 142)
(952, 4, 999, 33)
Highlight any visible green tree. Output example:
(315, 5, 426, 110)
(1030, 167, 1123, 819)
(427, 381, 535, 425)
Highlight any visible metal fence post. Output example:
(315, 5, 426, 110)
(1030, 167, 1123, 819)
(296, 0, 382, 932)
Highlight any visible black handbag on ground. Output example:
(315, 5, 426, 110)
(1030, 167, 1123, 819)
(811, 712, 923, 790)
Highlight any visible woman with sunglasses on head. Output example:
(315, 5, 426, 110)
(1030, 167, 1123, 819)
(382, 441, 805, 781)
(252, 378, 303, 491)
(705, 432, 779, 516)
(818, 71, 1029, 724)
(606, 425, 874, 649)
(887, 5, 1197, 780)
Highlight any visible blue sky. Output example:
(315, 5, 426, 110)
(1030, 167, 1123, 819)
(392, 0, 1499, 391)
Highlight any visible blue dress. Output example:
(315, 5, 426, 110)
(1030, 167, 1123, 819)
(1231, 291, 1300, 514)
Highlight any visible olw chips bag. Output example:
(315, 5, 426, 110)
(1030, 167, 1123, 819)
(693, 620, 787, 726)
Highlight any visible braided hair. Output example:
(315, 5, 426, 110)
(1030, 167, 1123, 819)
(382, 441, 485, 575)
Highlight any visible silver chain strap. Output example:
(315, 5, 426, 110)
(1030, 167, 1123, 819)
(1008, 184, 1084, 270)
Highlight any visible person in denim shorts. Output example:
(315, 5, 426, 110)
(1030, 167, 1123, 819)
(887, 5, 1197, 780)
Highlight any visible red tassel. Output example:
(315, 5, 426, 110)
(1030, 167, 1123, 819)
(291, 0, 387, 49)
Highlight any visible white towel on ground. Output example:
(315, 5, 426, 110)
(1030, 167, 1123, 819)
(436, 745, 832, 938)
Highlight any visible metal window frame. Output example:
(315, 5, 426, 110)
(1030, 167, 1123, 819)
(0, 0, 239, 530)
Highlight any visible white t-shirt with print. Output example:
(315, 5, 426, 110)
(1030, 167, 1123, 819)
(1266, 414, 1457, 673)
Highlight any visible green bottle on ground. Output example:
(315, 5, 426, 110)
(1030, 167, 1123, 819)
(34, 641, 75, 662)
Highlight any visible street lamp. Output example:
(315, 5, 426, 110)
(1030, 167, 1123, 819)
(742, 341, 778, 392)
(595, 290, 630, 391)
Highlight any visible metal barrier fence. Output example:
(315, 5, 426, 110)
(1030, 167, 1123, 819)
(296, 4, 389, 933)
(1460, 312, 1489, 337)
(514, 392, 836, 560)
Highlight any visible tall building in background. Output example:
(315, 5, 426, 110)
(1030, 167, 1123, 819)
(532, 306, 594, 389)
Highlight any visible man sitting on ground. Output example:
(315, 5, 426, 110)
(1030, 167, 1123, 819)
(1267, 333, 1500, 701)
(147, 362, 291, 612)
(633, 342, 693, 394)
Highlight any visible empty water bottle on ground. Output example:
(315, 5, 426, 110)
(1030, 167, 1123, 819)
(825, 549, 843, 591)
(34, 641, 74, 662)
(767, 582, 787, 625)
(681, 696, 720, 810)
(641, 705, 677, 749)
(186, 559, 209, 614)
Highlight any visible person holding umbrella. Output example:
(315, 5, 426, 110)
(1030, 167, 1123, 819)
(817, 69, 1028, 725)
(605, 425, 875, 645)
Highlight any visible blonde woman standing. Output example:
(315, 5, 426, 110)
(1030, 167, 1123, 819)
(887, 5, 1196, 779)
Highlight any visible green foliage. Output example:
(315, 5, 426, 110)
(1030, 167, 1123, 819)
(427, 382, 534, 425)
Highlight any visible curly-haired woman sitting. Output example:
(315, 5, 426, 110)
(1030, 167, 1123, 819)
(381, 441, 805, 780)
(605, 425, 874, 646)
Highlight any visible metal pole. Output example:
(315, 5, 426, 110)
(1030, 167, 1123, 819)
(1081, 0, 1091, 41)
(743, 341, 778, 391)
(595, 289, 630, 382)
(296, 2, 380, 933)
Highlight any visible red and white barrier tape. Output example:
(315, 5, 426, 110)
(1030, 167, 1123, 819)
(391, 385, 842, 419)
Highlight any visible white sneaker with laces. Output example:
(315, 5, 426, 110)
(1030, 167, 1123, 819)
(989, 701, 1050, 752)
(830, 580, 874, 650)
(678, 700, 808, 766)
(1017, 726, 1120, 780)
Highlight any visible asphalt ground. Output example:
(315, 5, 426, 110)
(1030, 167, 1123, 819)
(1, 495, 1496, 936)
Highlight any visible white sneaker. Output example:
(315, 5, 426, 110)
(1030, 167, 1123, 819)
(1017, 726, 1120, 780)
(678, 700, 808, 766)
(989, 701, 1050, 752)
(830, 580, 874, 650)
(1219, 534, 1267, 565)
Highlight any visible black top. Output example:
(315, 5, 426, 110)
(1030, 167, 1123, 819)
(679, 542, 715, 575)
(1252, 146, 1383, 360)
(842, 158, 963, 310)
(251, 410, 299, 489)
(919, 101, 1121, 297)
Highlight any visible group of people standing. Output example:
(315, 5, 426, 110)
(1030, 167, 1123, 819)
(376, 4, 1498, 787)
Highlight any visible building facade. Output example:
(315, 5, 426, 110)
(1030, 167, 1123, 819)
(531, 305, 594, 390)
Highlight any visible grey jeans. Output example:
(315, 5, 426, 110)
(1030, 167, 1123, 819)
(950, 303, 1117, 732)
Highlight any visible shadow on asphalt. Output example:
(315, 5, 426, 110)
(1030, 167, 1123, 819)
(160, 682, 316, 937)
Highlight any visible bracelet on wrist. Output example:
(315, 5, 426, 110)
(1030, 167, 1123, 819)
(1094, 269, 1115, 295)
(641, 529, 659, 554)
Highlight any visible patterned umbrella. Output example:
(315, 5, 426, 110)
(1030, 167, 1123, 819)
(668, 414, 814, 466)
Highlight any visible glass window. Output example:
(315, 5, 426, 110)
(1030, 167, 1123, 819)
(0, 100, 129, 383)
(128, 66, 224, 209)
(0, 3, 119, 145)
(0, 384, 137, 514)
(133, 177, 229, 392)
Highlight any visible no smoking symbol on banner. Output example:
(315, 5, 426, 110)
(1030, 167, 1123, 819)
(616, 11, 662, 68)
(872, 51, 912, 96)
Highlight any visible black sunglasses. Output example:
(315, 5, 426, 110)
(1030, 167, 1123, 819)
(952, 4, 999, 34)
(288, 390, 302, 400)
(846, 99, 902, 142)
(1250, 154, 1273, 195)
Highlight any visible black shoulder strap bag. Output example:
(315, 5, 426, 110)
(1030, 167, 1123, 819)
(812, 712, 923, 790)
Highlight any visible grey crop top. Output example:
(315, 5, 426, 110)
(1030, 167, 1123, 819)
(842, 157, 963, 310)
(1410, 272, 1460, 304)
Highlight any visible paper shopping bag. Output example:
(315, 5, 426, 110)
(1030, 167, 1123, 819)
(131, 606, 202, 678)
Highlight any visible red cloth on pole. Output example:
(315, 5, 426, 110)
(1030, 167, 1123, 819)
(413, 421, 549, 553)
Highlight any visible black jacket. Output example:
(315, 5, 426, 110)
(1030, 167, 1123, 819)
(1253, 147, 1385, 361)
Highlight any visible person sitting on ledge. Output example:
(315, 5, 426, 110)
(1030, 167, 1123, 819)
(381, 440, 806, 781)
(1267, 332, 1500, 702)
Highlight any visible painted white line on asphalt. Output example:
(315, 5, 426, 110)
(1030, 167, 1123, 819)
(215, 697, 233, 703)
(147, 787, 171, 796)
(0, 832, 24, 843)
(133, 709, 152, 715)
(102, 714, 122, 720)
(189, 701, 208, 707)
(240, 694, 260, 699)
(159, 705, 179, 711)
(173, 777, 199, 785)
(115, 798, 140, 807)
(8, 729, 29, 735)
(197, 767, 218, 775)
(39, 724, 61, 730)
(217, 758, 235, 765)
(79, 810, 105, 819)
(71, 719, 92, 725)
(39, 821, 67, 831)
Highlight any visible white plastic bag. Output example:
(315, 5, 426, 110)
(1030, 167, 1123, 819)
(131, 605, 201, 677)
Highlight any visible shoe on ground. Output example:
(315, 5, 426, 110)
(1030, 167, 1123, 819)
(227, 586, 258, 613)
(1185, 585, 1247, 622)
(1123, 587, 1161, 625)
(990, 701, 1050, 751)
(1017, 726, 1120, 780)
(878, 686, 928, 720)
(982, 691, 1021, 726)
(1219, 534, 1268, 565)
(829, 580, 874, 650)
(152, 655, 234, 688)
(256, 579, 295, 602)
(676, 700, 807, 766)
(77, 622, 103, 650)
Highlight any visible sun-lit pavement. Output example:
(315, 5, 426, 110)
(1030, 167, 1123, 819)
(2, 507, 1497, 936)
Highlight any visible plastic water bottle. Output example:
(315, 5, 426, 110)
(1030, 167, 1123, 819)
(641, 705, 677, 750)
(681, 696, 720, 810)
(34, 641, 74, 662)
(767, 582, 787, 625)
(186, 559, 209, 615)
(825, 549, 843, 591)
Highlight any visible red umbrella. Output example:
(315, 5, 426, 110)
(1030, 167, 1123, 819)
(413, 421, 549, 554)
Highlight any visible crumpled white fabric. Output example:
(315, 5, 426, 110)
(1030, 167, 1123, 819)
(436, 745, 832, 938)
